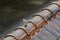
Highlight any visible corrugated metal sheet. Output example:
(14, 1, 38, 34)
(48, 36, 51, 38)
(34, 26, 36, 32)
(31, 14, 60, 40)
(3, 1, 60, 40)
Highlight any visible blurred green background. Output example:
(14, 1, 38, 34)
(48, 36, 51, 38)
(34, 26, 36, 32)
(0, 0, 47, 34)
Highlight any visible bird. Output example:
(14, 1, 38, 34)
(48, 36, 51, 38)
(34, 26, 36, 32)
(23, 18, 29, 27)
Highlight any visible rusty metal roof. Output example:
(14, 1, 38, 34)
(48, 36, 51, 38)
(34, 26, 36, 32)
(3, 1, 60, 40)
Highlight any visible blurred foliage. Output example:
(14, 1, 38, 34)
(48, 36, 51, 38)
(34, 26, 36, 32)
(0, 0, 47, 33)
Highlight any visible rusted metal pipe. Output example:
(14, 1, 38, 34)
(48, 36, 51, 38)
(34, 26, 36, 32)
(3, 1, 60, 40)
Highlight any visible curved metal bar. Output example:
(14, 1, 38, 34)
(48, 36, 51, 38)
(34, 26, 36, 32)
(32, 14, 48, 24)
(15, 27, 29, 36)
(28, 21, 37, 28)
(50, 3, 60, 8)
(15, 27, 31, 40)
(33, 15, 45, 21)
(4, 35, 17, 40)
(42, 9, 53, 16)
